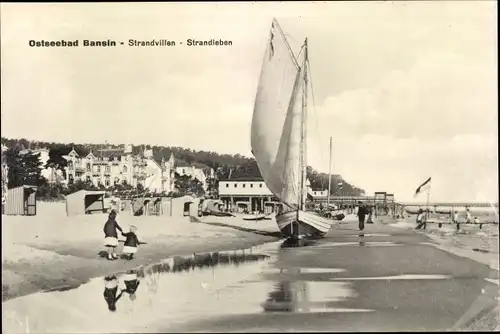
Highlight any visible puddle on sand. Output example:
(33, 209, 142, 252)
(330, 274, 452, 281)
(347, 233, 391, 237)
(313, 241, 403, 248)
(3, 241, 371, 333)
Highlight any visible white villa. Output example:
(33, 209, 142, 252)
(62, 145, 176, 193)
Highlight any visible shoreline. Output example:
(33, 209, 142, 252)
(2, 231, 278, 302)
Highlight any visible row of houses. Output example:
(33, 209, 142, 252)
(2, 144, 213, 194)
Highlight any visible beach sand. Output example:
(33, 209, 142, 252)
(1, 201, 280, 301)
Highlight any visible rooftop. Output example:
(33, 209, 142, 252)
(220, 176, 265, 182)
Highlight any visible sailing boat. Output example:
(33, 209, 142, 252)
(251, 18, 334, 239)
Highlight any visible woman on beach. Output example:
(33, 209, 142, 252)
(121, 225, 146, 260)
(103, 210, 123, 261)
(122, 270, 141, 301)
(103, 275, 124, 312)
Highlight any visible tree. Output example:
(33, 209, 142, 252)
(5, 147, 45, 189)
(206, 177, 218, 198)
(45, 148, 69, 178)
(174, 172, 191, 195)
(190, 178, 205, 197)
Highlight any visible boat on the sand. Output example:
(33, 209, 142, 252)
(250, 19, 335, 240)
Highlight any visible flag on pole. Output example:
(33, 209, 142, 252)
(414, 177, 431, 197)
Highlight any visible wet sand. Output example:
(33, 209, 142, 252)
(4, 221, 498, 333)
(2, 202, 280, 302)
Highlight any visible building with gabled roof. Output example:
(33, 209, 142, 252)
(62, 144, 175, 193)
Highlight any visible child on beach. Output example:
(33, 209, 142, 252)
(103, 210, 123, 261)
(122, 270, 141, 301)
(121, 225, 146, 260)
(103, 275, 124, 312)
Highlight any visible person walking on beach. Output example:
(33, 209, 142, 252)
(103, 210, 123, 261)
(415, 209, 426, 230)
(357, 202, 367, 231)
(103, 275, 124, 312)
(121, 225, 146, 260)
(122, 270, 141, 301)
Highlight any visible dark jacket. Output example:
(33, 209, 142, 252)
(357, 206, 367, 217)
(122, 232, 142, 247)
(103, 219, 123, 238)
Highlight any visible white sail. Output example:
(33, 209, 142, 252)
(251, 19, 304, 208)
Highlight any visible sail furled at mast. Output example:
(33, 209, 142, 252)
(251, 19, 305, 208)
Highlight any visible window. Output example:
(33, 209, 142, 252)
(105, 179, 110, 186)
(259, 183, 263, 188)
(97, 166, 101, 172)
(242, 184, 246, 188)
(250, 184, 254, 188)
(226, 184, 229, 188)
(123, 166, 128, 173)
(86, 163, 91, 171)
(105, 166, 110, 173)
(86, 176, 91, 183)
(234, 184, 237, 188)
(68, 161, 73, 169)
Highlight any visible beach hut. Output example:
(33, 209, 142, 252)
(66, 190, 106, 216)
(3, 185, 37, 216)
(183, 196, 196, 216)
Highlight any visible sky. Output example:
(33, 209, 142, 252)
(1, 1, 497, 202)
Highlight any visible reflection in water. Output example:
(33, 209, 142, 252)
(103, 275, 124, 312)
(100, 248, 271, 311)
(262, 268, 308, 313)
(359, 235, 366, 247)
(123, 270, 140, 301)
(134, 249, 270, 278)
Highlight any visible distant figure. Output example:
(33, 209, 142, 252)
(121, 225, 146, 260)
(452, 211, 459, 224)
(367, 206, 374, 224)
(465, 208, 472, 223)
(122, 270, 140, 301)
(103, 275, 124, 312)
(415, 209, 426, 230)
(357, 202, 367, 231)
(103, 210, 123, 261)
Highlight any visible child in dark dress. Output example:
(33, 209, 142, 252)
(121, 225, 146, 260)
(122, 270, 140, 301)
(103, 275, 124, 312)
(103, 210, 123, 261)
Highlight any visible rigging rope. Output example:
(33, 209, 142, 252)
(307, 58, 328, 190)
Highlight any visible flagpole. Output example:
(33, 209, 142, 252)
(425, 185, 431, 222)
(327, 136, 332, 208)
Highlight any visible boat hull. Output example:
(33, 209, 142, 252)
(243, 214, 268, 221)
(276, 210, 333, 239)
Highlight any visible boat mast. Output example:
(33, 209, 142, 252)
(328, 136, 332, 207)
(300, 38, 308, 212)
